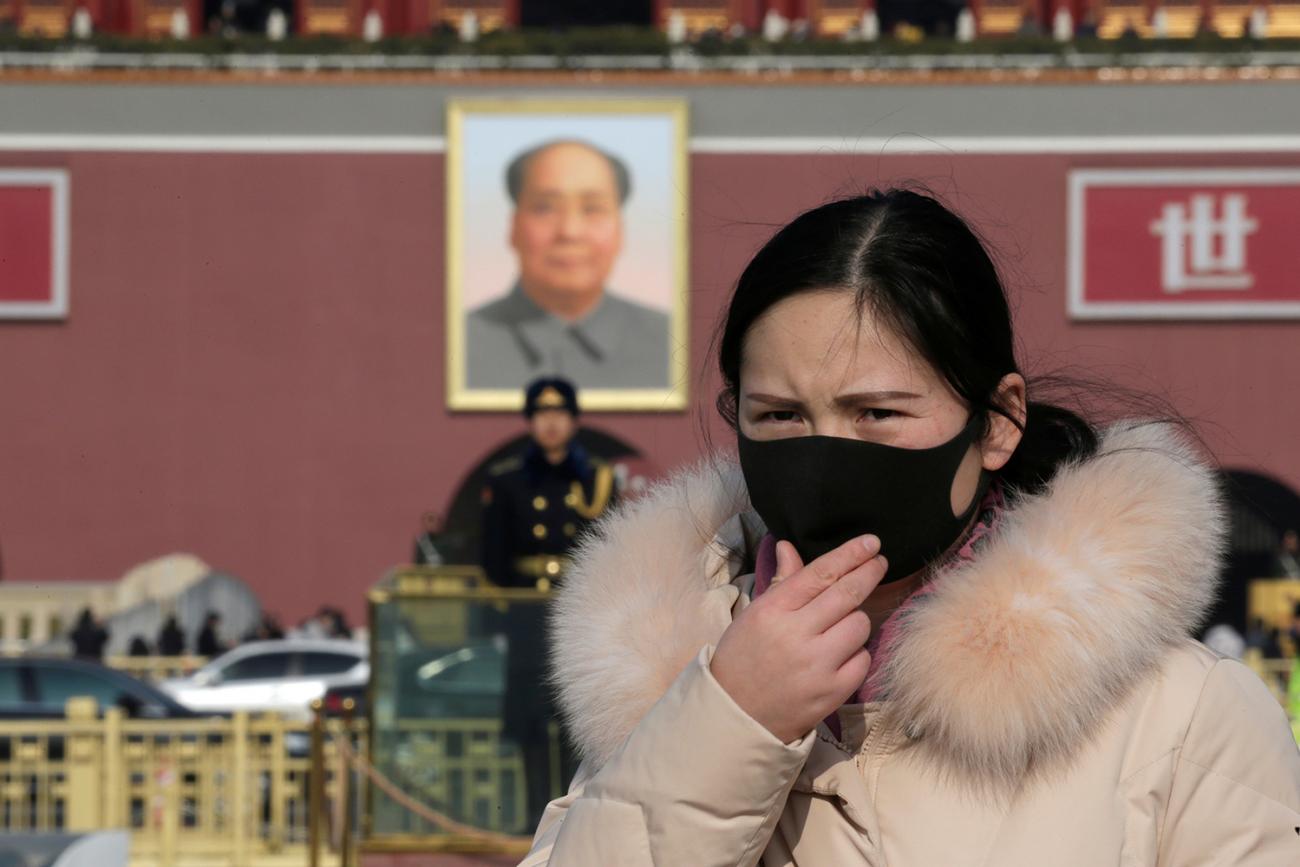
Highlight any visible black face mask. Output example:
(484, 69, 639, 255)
(737, 414, 989, 583)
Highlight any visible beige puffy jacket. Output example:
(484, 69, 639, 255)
(520, 424, 1300, 866)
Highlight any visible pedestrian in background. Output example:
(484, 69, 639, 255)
(69, 608, 109, 661)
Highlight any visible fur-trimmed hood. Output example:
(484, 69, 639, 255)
(549, 422, 1225, 788)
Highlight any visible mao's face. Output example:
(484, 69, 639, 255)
(510, 144, 624, 302)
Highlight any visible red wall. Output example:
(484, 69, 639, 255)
(2, 148, 1297, 624)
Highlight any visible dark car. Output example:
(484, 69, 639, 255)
(0, 657, 200, 720)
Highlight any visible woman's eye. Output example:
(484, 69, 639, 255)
(860, 408, 896, 422)
(760, 411, 801, 424)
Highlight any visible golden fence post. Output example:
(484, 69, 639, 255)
(339, 699, 355, 867)
(102, 706, 125, 828)
(160, 752, 180, 867)
(308, 700, 325, 867)
(63, 697, 102, 832)
(232, 711, 251, 867)
(269, 715, 287, 853)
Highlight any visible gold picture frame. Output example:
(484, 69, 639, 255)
(445, 98, 690, 412)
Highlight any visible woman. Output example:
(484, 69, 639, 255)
(519, 190, 1300, 865)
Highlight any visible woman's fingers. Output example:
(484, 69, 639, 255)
(768, 535, 880, 610)
(834, 647, 874, 696)
(773, 539, 803, 583)
(799, 554, 889, 634)
(819, 607, 874, 663)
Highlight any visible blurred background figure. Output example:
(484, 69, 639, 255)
(481, 376, 617, 829)
(1274, 529, 1300, 579)
(243, 612, 286, 642)
(294, 605, 352, 640)
(412, 511, 447, 566)
(324, 607, 351, 639)
(1202, 622, 1247, 659)
(157, 615, 186, 656)
(69, 608, 108, 660)
(196, 611, 226, 657)
(1246, 617, 1284, 658)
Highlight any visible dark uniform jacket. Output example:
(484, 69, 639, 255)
(481, 441, 617, 743)
(481, 442, 616, 589)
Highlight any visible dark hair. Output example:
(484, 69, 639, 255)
(506, 139, 632, 206)
(716, 189, 1098, 497)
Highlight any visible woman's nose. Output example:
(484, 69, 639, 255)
(808, 415, 858, 440)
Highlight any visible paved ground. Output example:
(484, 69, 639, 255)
(126, 851, 519, 866)
(362, 854, 518, 866)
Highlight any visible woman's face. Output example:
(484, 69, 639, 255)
(738, 290, 1025, 514)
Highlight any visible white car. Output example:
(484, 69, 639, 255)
(159, 639, 368, 721)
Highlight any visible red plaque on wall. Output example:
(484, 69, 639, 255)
(1068, 168, 1300, 320)
(0, 170, 69, 320)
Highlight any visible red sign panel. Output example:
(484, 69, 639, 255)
(0, 170, 68, 319)
(1068, 168, 1300, 319)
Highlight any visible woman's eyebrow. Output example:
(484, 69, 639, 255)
(833, 390, 922, 407)
(744, 392, 802, 406)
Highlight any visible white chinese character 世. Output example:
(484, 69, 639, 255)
(1149, 193, 1258, 293)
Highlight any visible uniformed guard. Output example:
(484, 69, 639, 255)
(480, 376, 616, 830)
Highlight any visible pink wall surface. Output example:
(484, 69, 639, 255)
(2, 148, 1297, 623)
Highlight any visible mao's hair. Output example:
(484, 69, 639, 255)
(505, 139, 632, 206)
(715, 189, 1098, 497)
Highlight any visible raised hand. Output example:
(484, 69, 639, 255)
(711, 535, 888, 744)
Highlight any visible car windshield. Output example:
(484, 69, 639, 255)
(35, 666, 129, 709)
(218, 652, 292, 682)
(0, 666, 22, 704)
(299, 651, 361, 676)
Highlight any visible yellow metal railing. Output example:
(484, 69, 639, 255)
(373, 718, 532, 835)
(0, 697, 365, 866)
(106, 655, 209, 682)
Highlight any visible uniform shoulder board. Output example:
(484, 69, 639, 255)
(487, 455, 524, 477)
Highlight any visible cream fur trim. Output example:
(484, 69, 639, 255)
(549, 423, 1225, 786)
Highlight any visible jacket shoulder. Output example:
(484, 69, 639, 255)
(1128, 640, 1220, 735)
(1153, 640, 1221, 695)
(1124, 640, 1289, 774)
(1177, 648, 1300, 805)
